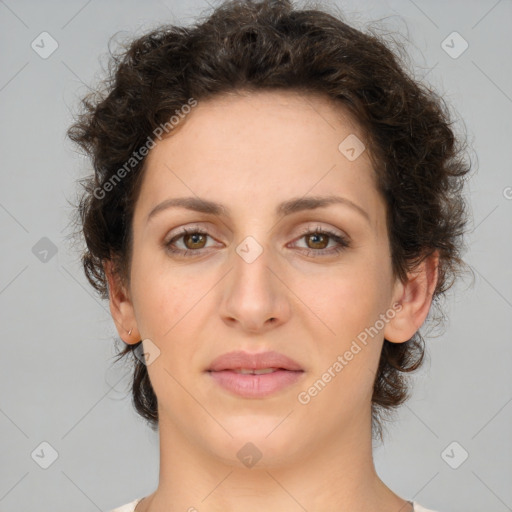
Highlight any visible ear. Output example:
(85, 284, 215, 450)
(384, 250, 439, 344)
(103, 259, 140, 345)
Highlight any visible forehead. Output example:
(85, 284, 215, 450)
(170, 88, 364, 144)
(136, 89, 383, 230)
(143, 89, 373, 180)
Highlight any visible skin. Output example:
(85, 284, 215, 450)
(106, 90, 439, 512)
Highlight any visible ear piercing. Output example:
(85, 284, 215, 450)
(127, 328, 133, 336)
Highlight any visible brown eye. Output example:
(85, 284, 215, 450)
(305, 232, 329, 250)
(292, 226, 351, 258)
(165, 228, 215, 255)
(182, 232, 207, 249)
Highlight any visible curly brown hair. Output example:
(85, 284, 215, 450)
(67, 0, 473, 441)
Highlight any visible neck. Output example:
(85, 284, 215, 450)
(136, 410, 412, 512)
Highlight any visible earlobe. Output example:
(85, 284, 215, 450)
(103, 259, 140, 345)
(384, 251, 439, 344)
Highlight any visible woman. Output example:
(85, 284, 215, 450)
(67, 0, 471, 510)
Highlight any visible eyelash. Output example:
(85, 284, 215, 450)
(164, 225, 350, 258)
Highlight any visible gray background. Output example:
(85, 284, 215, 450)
(0, 0, 511, 510)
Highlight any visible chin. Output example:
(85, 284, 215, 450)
(199, 419, 307, 468)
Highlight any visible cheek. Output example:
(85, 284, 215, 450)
(130, 246, 180, 337)
(133, 275, 197, 341)
(306, 265, 389, 401)
(300, 271, 387, 416)
(130, 256, 215, 376)
(309, 264, 384, 337)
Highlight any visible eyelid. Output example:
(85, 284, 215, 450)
(296, 223, 348, 240)
(164, 223, 220, 242)
(163, 221, 351, 258)
(289, 224, 351, 253)
(164, 222, 348, 243)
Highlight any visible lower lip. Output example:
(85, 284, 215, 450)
(207, 369, 304, 398)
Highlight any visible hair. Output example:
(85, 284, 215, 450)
(67, 0, 473, 442)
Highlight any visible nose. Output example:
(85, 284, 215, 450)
(219, 237, 291, 333)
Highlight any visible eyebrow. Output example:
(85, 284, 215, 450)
(146, 195, 370, 224)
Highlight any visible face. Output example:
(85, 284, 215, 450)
(113, 90, 411, 467)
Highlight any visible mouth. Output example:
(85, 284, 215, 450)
(206, 351, 305, 398)
(207, 368, 304, 398)
(206, 350, 303, 372)
(223, 367, 288, 374)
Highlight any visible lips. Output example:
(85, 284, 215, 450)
(206, 350, 303, 372)
(207, 351, 305, 399)
(206, 350, 304, 398)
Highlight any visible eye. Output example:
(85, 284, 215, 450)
(291, 225, 350, 257)
(164, 227, 217, 256)
(164, 224, 351, 258)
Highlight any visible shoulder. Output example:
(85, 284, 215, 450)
(108, 498, 438, 512)
(413, 502, 440, 512)
(108, 498, 142, 512)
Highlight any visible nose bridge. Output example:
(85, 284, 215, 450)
(221, 231, 289, 329)
(232, 232, 276, 299)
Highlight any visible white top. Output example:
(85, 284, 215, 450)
(109, 498, 439, 511)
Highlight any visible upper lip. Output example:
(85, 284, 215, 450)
(207, 350, 303, 372)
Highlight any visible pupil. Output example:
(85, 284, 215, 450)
(188, 233, 204, 248)
(310, 233, 326, 248)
